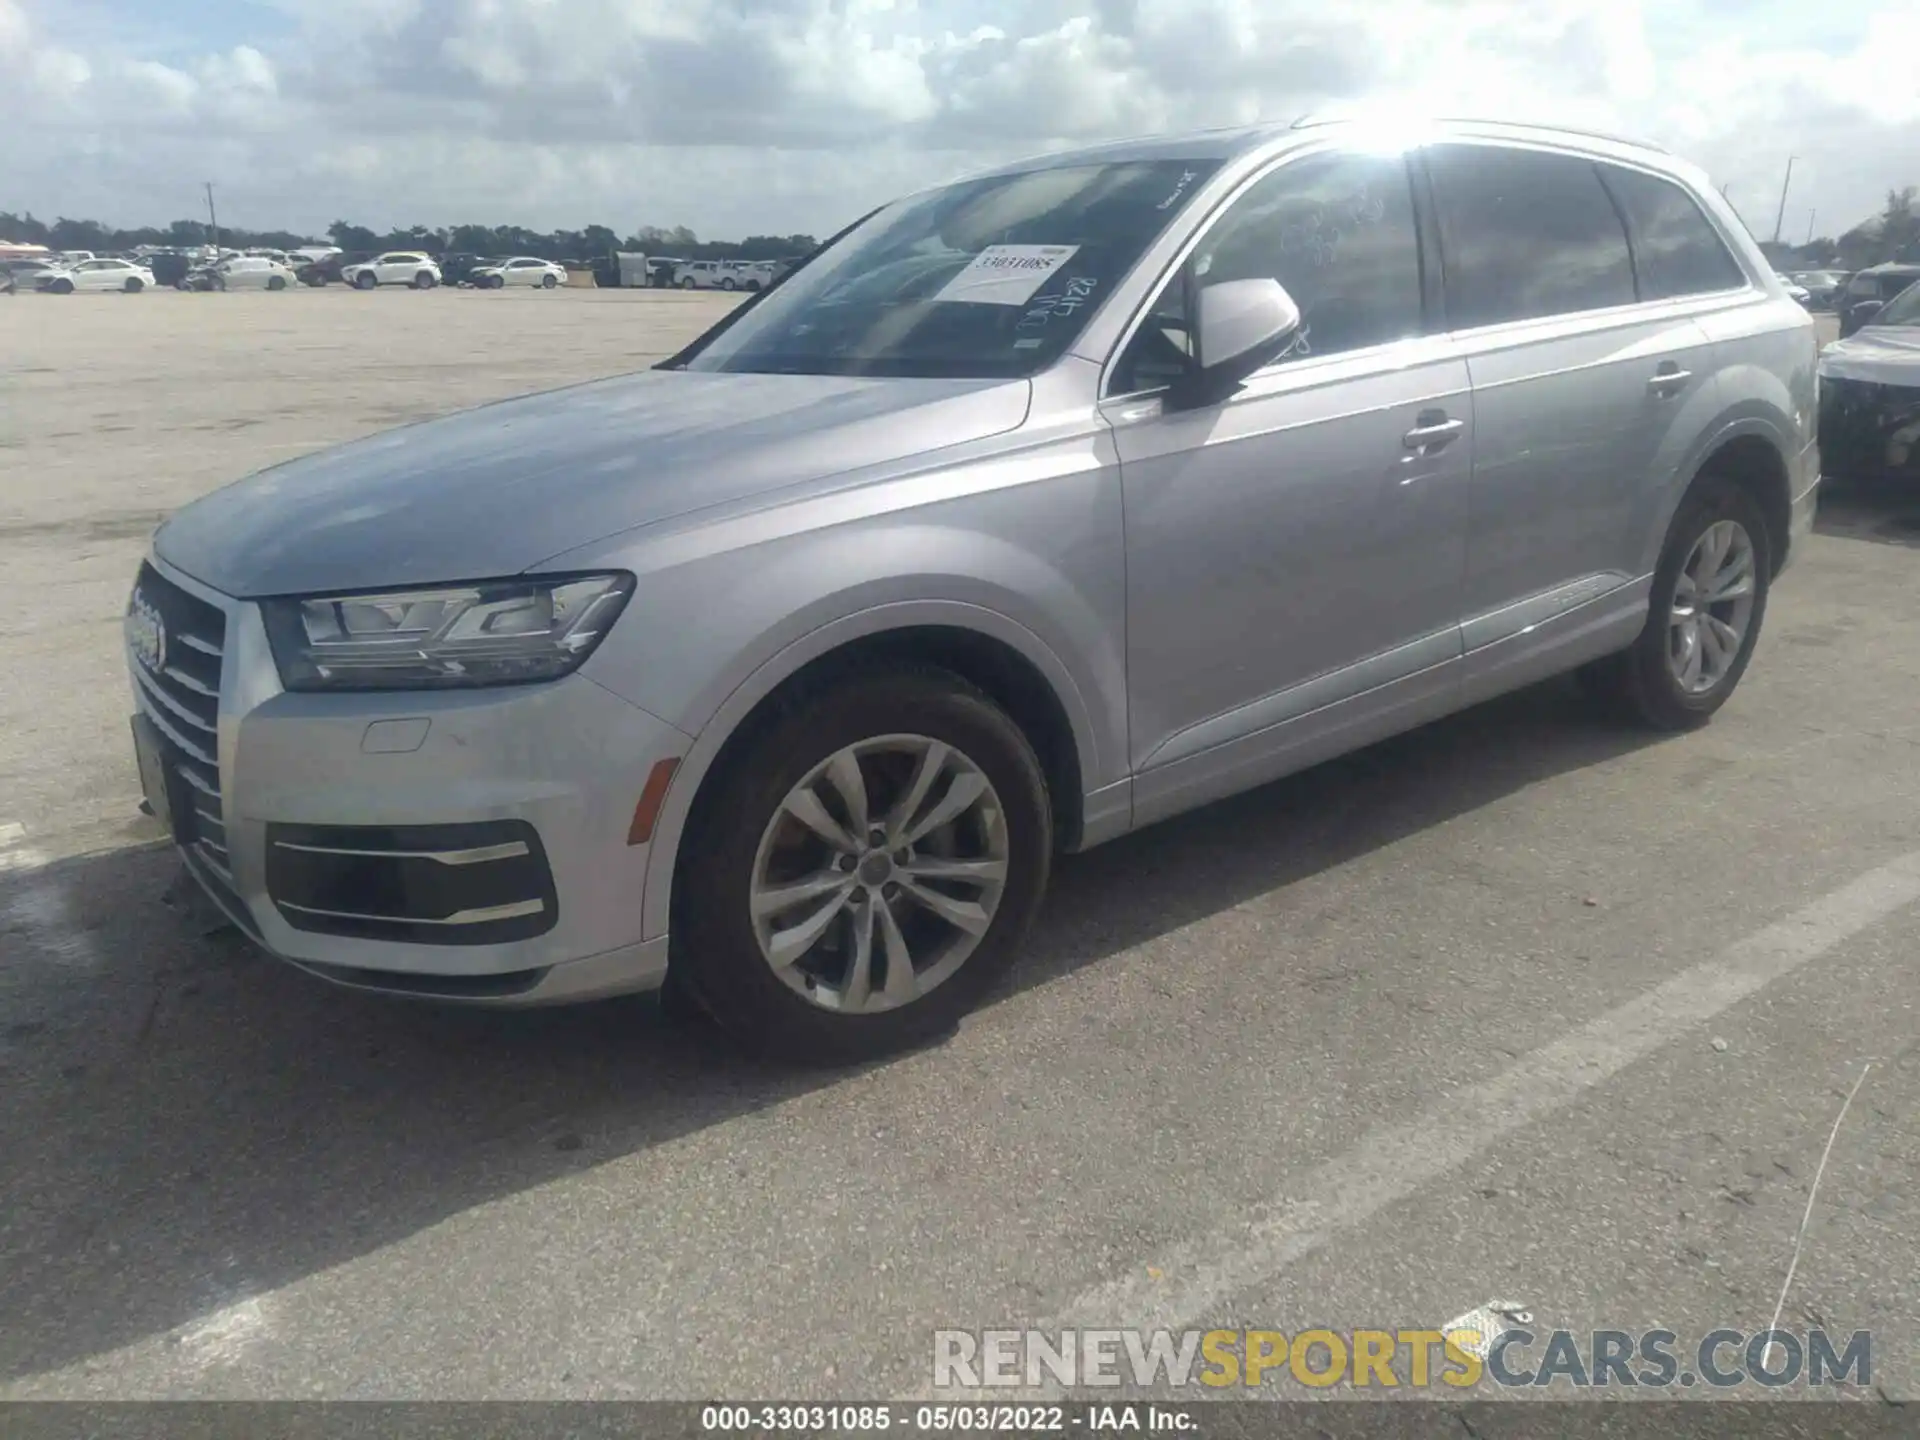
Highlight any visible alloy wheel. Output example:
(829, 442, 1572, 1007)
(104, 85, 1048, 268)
(1668, 519, 1757, 695)
(749, 735, 1009, 1014)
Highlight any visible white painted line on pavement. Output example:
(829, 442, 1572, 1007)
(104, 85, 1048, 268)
(1442, 1300, 1533, 1361)
(0, 820, 46, 874)
(0, 820, 99, 968)
(982, 850, 1920, 1393)
(174, 1296, 272, 1373)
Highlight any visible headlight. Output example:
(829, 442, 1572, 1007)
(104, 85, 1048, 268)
(261, 573, 633, 691)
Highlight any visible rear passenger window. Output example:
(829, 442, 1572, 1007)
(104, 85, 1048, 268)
(1427, 144, 1635, 328)
(1597, 165, 1745, 298)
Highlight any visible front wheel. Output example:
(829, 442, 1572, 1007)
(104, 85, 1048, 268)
(51, 278, 74, 294)
(675, 668, 1051, 1064)
(1581, 475, 1771, 730)
(124, 277, 144, 293)
(412, 271, 436, 289)
(267, 275, 287, 291)
(354, 272, 377, 290)
(541, 272, 558, 289)
(679, 277, 697, 289)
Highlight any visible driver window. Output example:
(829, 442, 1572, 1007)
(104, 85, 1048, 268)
(1112, 150, 1424, 395)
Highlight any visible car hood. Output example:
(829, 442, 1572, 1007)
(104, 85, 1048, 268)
(153, 369, 1033, 598)
(1821, 327, 1920, 386)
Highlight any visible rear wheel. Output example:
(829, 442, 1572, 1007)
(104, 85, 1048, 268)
(1581, 475, 1771, 730)
(675, 668, 1051, 1064)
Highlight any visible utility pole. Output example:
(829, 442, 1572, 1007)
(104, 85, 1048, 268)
(205, 182, 219, 251)
(1805, 210, 1816, 245)
(1771, 156, 1796, 246)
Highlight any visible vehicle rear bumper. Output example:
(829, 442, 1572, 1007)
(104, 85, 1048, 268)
(1780, 438, 1820, 577)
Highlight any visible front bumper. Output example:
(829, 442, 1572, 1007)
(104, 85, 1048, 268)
(129, 554, 683, 1005)
(1818, 376, 1920, 487)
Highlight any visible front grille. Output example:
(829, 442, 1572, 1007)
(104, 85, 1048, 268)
(129, 562, 232, 885)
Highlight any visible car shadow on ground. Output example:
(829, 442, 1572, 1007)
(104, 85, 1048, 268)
(0, 676, 1667, 1383)
(1814, 479, 1920, 550)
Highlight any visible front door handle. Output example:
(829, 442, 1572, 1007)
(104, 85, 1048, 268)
(1402, 414, 1464, 451)
(1648, 363, 1692, 397)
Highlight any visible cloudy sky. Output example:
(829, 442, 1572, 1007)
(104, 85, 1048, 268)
(2, 0, 1916, 244)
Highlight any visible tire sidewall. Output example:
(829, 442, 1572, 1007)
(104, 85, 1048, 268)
(678, 672, 1052, 1063)
(1633, 478, 1772, 725)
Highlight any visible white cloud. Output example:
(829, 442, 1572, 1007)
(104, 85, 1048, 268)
(0, 0, 1915, 244)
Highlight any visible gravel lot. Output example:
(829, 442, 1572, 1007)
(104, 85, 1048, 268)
(1, 289, 1915, 1406)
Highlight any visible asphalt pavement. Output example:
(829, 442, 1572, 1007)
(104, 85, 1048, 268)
(1, 291, 1913, 1406)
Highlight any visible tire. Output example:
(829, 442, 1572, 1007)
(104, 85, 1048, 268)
(51, 278, 73, 294)
(675, 667, 1052, 1064)
(679, 277, 697, 289)
(542, 273, 558, 289)
(354, 272, 377, 290)
(1581, 474, 1772, 731)
(124, 277, 144, 293)
(745, 280, 762, 293)
(267, 275, 286, 291)
(719, 276, 737, 291)
(413, 271, 436, 289)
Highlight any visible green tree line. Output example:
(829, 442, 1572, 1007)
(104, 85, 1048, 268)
(0, 213, 818, 261)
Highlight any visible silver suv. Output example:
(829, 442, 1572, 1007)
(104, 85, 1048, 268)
(126, 117, 1820, 1062)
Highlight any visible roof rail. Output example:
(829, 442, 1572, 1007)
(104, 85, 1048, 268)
(1289, 111, 1665, 153)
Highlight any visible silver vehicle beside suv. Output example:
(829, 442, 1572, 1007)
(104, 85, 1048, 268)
(126, 116, 1819, 1062)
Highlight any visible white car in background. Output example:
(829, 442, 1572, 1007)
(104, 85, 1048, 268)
(41, 257, 157, 293)
(217, 256, 298, 291)
(340, 251, 442, 290)
(674, 259, 751, 290)
(471, 256, 567, 289)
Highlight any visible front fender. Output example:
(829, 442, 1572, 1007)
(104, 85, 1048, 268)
(622, 594, 1114, 944)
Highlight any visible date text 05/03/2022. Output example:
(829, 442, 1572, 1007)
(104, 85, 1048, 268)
(698, 1403, 1195, 1433)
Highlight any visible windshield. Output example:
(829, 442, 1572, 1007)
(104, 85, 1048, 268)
(1870, 280, 1920, 327)
(682, 158, 1221, 379)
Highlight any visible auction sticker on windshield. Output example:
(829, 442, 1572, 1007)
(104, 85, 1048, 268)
(937, 245, 1080, 306)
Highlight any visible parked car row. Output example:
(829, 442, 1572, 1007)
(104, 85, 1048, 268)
(4, 256, 157, 293)
(671, 258, 787, 291)
(7, 242, 801, 297)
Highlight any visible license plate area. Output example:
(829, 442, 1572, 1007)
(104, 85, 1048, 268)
(131, 713, 191, 845)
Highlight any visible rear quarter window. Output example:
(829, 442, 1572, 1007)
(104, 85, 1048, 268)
(1595, 164, 1746, 299)
(1427, 143, 1637, 328)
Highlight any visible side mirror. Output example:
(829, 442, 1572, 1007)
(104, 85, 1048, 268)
(1840, 300, 1882, 337)
(1165, 278, 1303, 411)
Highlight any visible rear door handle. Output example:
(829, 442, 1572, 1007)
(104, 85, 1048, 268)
(1648, 364, 1692, 397)
(1402, 414, 1464, 451)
